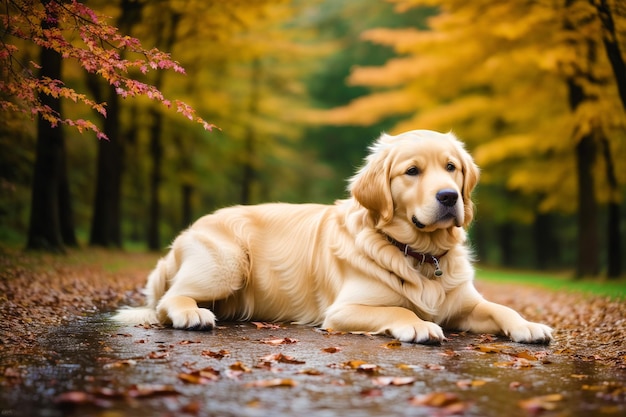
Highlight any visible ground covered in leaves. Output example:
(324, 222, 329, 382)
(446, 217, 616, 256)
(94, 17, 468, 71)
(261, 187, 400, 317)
(1, 247, 625, 416)
(1, 247, 624, 369)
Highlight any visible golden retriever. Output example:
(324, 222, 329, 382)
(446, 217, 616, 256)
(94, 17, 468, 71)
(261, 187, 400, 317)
(115, 130, 552, 344)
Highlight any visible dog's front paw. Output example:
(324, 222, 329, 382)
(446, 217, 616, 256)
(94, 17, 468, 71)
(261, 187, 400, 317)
(171, 308, 216, 331)
(506, 321, 553, 344)
(390, 321, 445, 345)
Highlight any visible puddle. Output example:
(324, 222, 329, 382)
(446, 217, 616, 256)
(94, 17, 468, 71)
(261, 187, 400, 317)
(1, 314, 625, 416)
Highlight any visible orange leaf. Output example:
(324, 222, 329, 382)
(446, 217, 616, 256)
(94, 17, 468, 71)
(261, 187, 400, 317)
(518, 394, 564, 412)
(409, 392, 461, 407)
(245, 378, 298, 388)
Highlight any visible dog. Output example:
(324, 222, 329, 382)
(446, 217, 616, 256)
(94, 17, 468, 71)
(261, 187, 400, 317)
(114, 130, 553, 344)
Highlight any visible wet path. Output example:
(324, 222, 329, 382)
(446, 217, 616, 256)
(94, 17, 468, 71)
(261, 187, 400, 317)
(1, 314, 625, 416)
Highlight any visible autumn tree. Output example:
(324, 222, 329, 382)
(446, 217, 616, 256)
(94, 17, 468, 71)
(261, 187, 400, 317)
(26, 0, 73, 251)
(1, 0, 214, 251)
(129, 0, 327, 248)
(87, 0, 145, 248)
(319, 0, 626, 277)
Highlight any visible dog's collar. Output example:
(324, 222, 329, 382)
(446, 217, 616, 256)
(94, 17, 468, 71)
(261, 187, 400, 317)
(385, 235, 447, 277)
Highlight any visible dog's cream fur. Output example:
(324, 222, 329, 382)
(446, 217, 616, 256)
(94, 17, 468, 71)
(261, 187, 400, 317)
(115, 130, 552, 344)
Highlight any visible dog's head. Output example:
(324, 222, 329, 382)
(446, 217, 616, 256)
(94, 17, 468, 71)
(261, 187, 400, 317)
(350, 130, 479, 233)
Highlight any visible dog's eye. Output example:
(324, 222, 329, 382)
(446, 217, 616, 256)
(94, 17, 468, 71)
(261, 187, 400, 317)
(406, 166, 420, 176)
(446, 163, 456, 172)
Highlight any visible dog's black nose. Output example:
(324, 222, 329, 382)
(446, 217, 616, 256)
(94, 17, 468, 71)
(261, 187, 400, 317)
(436, 189, 458, 207)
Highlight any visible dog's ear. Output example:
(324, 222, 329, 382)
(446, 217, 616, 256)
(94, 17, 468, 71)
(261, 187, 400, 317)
(459, 144, 480, 228)
(349, 145, 394, 226)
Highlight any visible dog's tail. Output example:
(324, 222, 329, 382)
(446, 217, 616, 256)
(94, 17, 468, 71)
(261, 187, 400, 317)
(112, 252, 176, 325)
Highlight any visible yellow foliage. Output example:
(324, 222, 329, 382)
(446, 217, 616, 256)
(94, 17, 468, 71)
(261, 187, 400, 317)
(319, 0, 626, 216)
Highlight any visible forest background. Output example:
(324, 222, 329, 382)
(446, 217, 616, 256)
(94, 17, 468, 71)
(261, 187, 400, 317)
(1, 0, 625, 279)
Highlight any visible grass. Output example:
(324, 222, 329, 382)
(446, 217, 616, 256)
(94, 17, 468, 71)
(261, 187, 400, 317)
(0, 245, 161, 277)
(475, 267, 626, 299)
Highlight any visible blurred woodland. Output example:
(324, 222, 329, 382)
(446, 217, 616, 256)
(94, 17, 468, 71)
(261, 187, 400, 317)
(0, 0, 625, 278)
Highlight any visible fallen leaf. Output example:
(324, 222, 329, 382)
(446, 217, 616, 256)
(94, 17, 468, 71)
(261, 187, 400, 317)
(341, 360, 367, 369)
(409, 392, 473, 415)
(493, 358, 534, 369)
(126, 384, 179, 398)
(103, 359, 137, 369)
(409, 391, 461, 407)
(472, 344, 509, 354)
(180, 401, 202, 414)
(514, 350, 538, 361)
(382, 340, 403, 349)
(298, 369, 323, 376)
(356, 363, 381, 374)
(259, 337, 298, 346)
(230, 361, 252, 372)
(178, 367, 220, 384)
(147, 351, 169, 359)
(361, 388, 383, 397)
(372, 376, 416, 386)
(54, 391, 93, 404)
(424, 363, 445, 370)
(251, 322, 283, 329)
(3, 368, 21, 378)
(179, 340, 201, 345)
(245, 378, 298, 388)
(456, 379, 488, 389)
(518, 393, 564, 412)
(54, 391, 113, 408)
(201, 349, 230, 359)
(259, 353, 305, 365)
(322, 346, 342, 353)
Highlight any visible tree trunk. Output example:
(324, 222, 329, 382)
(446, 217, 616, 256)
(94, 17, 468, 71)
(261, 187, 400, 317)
(147, 107, 163, 250)
(58, 150, 78, 247)
(600, 137, 622, 278)
(89, 86, 123, 247)
(87, 0, 143, 247)
(146, 11, 181, 250)
(532, 212, 560, 270)
(497, 223, 515, 267)
(574, 132, 600, 277)
(564, 1, 602, 277)
(27, 2, 72, 252)
(594, 0, 626, 111)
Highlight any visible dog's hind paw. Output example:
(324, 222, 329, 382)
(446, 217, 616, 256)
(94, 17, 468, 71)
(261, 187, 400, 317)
(171, 308, 216, 331)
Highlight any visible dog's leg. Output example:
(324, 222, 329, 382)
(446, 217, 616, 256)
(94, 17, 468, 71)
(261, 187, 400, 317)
(323, 304, 445, 344)
(156, 236, 248, 330)
(460, 300, 553, 344)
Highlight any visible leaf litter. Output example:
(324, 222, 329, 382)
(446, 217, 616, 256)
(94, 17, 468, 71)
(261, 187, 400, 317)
(2, 249, 626, 415)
